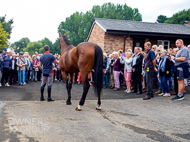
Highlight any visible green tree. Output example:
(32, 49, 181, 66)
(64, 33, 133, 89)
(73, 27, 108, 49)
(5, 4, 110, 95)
(0, 15, 13, 39)
(58, 3, 142, 46)
(23, 42, 43, 55)
(0, 21, 9, 51)
(52, 38, 61, 55)
(156, 15, 168, 23)
(38, 37, 53, 53)
(164, 9, 190, 24)
(10, 37, 30, 53)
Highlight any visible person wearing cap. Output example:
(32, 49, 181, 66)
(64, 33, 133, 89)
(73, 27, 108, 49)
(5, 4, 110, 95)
(1, 48, 11, 86)
(16, 51, 26, 86)
(0, 52, 4, 87)
(39, 45, 59, 101)
(9, 54, 17, 85)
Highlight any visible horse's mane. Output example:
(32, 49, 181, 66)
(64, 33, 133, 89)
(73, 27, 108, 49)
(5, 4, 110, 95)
(62, 35, 70, 45)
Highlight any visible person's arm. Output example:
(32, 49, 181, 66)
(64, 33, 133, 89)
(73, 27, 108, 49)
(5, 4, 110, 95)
(0, 54, 4, 62)
(165, 58, 171, 74)
(120, 57, 125, 64)
(54, 59, 59, 64)
(39, 61, 43, 72)
(152, 59, 157, 72)
(106, 58, 109, 71)
(171, 56, 186, 62)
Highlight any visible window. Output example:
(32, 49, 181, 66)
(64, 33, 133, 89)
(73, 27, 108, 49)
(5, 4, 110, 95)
(157, 40, 170, 49)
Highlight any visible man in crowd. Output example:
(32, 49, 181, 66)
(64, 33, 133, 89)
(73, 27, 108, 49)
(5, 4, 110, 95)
(144, 42, 157, 100)
(171, 39, 189, 100)
(131, 47, 143, 94)
(39, 45, 59, 102)
(16, 52, 26, 86)
(1, 48, 11, 86)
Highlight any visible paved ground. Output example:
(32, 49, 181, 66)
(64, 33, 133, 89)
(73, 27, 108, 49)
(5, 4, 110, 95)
(0, 82, 190, 142)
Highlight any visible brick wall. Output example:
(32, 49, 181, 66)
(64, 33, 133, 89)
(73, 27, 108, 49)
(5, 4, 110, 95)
(88, 23, 133, 53)
(88, 23, 105, 51)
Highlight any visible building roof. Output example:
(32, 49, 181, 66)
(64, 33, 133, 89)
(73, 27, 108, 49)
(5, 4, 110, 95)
(87, 18, 190, 40)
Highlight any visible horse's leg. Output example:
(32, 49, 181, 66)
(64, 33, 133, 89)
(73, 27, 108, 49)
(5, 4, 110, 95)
(61, 71, 71, 105)
(66, 73, 73, 105)
(76, 72, 90, 111)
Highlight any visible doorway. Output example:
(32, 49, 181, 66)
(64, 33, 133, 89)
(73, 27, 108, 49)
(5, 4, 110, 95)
(133, 38, 145, 51)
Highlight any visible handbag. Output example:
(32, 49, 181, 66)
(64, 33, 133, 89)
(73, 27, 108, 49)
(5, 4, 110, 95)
(35, 67, 39, 72)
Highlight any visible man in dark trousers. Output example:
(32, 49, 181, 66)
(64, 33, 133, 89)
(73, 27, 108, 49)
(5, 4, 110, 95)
(131, 47, 143, 94)
(39, 45, 59, 101)
(144, 42, 158, 100)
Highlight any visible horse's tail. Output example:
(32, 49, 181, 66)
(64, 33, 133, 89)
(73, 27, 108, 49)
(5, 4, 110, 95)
(93, 45, 103, 97)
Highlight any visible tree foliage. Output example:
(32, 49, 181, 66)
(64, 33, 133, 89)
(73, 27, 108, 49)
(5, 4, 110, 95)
(23, 42, 43, 56)
(0, 15, 13, 39)
(164, 9, 190, 24)
(156, 9, 190, 24)
(0, 21, 9, 51)
(10, 37, 30, 53)
(58, 3, 142, 46)
(156, 15, 168, 23)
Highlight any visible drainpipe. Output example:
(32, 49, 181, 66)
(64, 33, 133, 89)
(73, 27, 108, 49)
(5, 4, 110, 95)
(123, 35, 129, 52)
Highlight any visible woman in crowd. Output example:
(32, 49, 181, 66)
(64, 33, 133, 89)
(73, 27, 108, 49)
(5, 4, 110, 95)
(157, 50, 171, 97)
(28, 57, 33, 81)
(167, 48, 174, 91)
(141, 51, 147, 92)
(31, 55, 39, 82)
(120, 51, 133, 93)
(109, 53, 115, 89)
(10, 54, 17, 85)
(155, 47, 163, 94)
(113, 52, 121, 91)
(103, 53, 108, 88)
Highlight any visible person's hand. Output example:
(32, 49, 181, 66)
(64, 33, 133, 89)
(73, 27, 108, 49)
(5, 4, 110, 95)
(171, 56, 175, 60)
(122, 56, 124, 59)
(133, 69, 135, 71)
(131, 67, 133, 70)
(154, 67, 158, 72)
(156, 56, 160, 60)
(157, 74, 159, 78)
(166, 71, 169, 74)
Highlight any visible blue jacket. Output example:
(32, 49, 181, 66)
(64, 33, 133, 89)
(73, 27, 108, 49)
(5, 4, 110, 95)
(1, 53, 11, 68)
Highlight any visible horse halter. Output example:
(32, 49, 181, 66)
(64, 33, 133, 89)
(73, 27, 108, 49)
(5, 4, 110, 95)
(62, 45, 72, 53)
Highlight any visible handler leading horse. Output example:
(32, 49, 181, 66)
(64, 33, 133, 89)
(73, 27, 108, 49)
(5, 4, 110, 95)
(59, 33, 103, 111)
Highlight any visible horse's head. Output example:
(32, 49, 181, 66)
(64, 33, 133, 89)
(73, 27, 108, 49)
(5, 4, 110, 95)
(59, 33, 70, 52)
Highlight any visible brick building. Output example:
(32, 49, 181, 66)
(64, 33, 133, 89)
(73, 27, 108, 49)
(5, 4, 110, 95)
(87, 18, 190, 52)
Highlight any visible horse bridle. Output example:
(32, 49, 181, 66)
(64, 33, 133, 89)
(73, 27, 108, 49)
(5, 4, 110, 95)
(62, 45, 73, 53)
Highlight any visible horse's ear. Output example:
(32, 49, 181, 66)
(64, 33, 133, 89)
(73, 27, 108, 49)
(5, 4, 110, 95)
(64, 33, 66, 37)
(59, 33, 61, 37)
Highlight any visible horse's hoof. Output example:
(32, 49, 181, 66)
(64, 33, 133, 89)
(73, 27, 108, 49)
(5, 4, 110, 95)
(75, 107, 82, 111)
(75, 105, 82, 111)
(66, 101, 72, 105)
(96, 105, 101, 110)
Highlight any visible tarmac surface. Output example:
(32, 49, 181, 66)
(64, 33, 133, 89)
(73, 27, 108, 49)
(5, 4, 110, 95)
(0, 81, 190, 142)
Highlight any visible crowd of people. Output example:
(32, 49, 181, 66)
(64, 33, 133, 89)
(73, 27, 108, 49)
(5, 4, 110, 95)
(0, 49, 62, 86)
(0, 39, 190, 101)
(102, 39, 190, 101)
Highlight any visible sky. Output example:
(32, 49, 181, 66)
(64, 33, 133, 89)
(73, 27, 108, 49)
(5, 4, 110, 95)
(0, 0, 190, 45)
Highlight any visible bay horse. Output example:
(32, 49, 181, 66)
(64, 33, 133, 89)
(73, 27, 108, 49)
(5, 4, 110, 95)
(59, 33, 103, 111)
